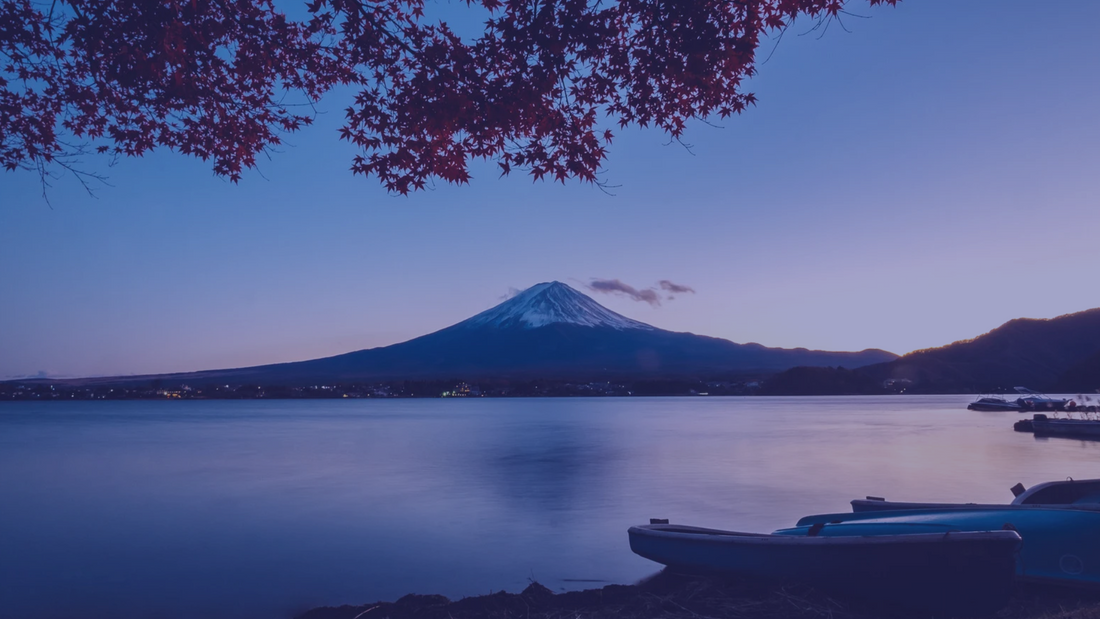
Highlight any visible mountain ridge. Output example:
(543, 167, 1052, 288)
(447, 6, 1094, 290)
(870, 307, 1100, 391)
(24, 281, 897, 386)
(764, 307, 1100, 394)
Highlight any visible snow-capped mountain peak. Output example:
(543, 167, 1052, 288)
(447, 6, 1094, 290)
(460, 282, 655, 331)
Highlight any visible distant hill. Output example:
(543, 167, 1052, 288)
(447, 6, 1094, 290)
(757, 366, 883, 396)
(44, 282, 897, 387)
(1052, 350, 1100, 393)
(864, 308, 1100, 393)
(763, 308, 1100, 395)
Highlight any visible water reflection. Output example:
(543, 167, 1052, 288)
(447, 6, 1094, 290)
(475, 407, 616, 514)
(1, 397, 1098, 619)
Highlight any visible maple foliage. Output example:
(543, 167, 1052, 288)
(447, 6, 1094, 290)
(1, 0, 896, 194)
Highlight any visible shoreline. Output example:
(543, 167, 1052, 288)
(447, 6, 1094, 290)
(296, 572, 1100, 619)
(1, 389, 998, 401)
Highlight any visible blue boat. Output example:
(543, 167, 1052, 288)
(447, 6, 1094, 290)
(851, 478, 1100, 513)
(788, 507, 1100, 589)
(629, 522, 1020, 614)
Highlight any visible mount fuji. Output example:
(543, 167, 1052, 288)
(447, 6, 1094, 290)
(113, 281, 896, 385)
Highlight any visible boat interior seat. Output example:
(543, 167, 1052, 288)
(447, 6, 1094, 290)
(1018, 482, 1100, 505)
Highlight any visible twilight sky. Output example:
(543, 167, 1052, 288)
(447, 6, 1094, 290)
(2, 0, 1099, 379)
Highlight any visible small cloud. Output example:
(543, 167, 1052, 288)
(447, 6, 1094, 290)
(499, 286, 523, 301)
(658, 280, 695, 294)
(587, 278, 697, 307)
(586, 279, 662, 306)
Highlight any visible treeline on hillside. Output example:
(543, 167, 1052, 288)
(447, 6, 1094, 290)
(758, 309, 1100, 395)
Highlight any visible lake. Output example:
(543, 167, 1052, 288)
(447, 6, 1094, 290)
(1, 396, 1096, 619)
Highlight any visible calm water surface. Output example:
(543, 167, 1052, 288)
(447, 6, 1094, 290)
(2, 396, 1098, 619)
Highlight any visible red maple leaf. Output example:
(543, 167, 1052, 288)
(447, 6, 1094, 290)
(0, 0, 899, 193)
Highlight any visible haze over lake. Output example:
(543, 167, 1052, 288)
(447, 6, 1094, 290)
(2, 396, 1096, 619)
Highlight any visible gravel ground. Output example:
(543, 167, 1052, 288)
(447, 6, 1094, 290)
(295, 571, 1100, 619)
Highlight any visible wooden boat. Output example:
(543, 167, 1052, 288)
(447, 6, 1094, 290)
(629, 522, 1020, 614)
(791, 507, 1100, 589)
(851, 478, 1100, 513)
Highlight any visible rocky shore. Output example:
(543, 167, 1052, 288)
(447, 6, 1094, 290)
(296, 571, 1100, 619)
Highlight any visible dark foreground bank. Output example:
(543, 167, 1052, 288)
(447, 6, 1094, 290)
(297, 572, 1100, 619)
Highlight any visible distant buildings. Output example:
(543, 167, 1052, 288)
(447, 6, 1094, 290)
(441, 382, 481, 397)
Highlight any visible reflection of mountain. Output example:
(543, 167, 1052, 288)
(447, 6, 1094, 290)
(474, 410, 615, 514)
(90, 282, 897, 385)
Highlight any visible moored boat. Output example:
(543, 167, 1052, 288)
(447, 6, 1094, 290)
(851, 478, 1100, 513)
(1014, 417, 1035, 433)
(1014, 387, 1069, 412)
(791, 507, 1100, 589)
(1018, 397, 1070, 411)
(1029, 415, 1100, 439)
(629, 522, 1020, 614)
(968, 396, 1023, 411)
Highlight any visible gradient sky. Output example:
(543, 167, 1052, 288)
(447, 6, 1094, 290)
(3, 0, 1100, 379)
